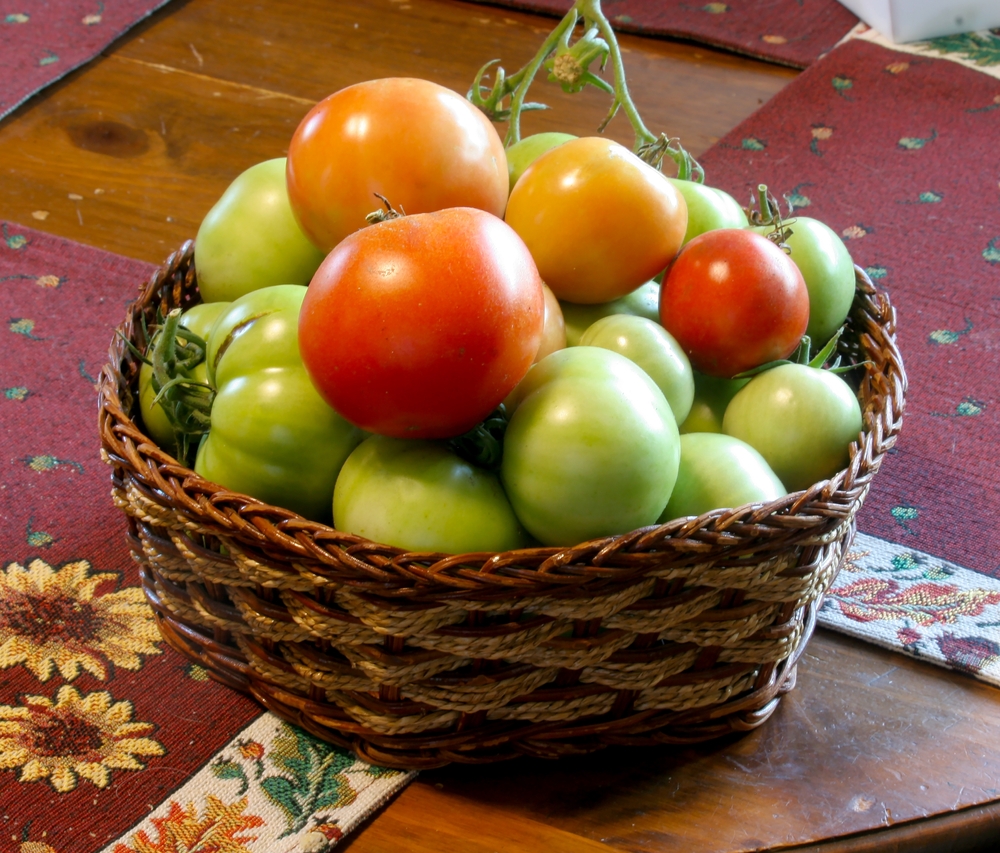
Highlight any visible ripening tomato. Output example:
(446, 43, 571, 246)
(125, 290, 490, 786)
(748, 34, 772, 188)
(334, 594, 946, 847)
(299, 207, 544, 440)
(286, 78, 509, 252)
(659, 229, 809, 378)
(504, 137, 687, 304)
(534, 283, 567, 363)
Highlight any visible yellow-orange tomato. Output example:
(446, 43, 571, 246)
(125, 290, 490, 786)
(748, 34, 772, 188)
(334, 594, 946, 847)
(504, 137, 687, 304)
(286, 78, 509, 253)
(534, 283, 567, 363)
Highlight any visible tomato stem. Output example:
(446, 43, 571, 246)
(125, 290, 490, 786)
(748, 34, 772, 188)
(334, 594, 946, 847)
(467, 0, 702, 179)
(146, 308, 215, 461)
(445, 406, 508, 471)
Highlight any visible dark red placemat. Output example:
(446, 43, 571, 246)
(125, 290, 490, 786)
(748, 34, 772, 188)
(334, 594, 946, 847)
(463, 0, 859, 67)
(0, 0, 175, 122)
(697, 36, 1000, 683)
(696, 37, 1000, 580)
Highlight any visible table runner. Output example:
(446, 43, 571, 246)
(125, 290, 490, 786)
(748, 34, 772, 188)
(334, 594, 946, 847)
(4, 21, 1000, 853)
(464, 0, 860, 67)
(0, 0, 176, 123)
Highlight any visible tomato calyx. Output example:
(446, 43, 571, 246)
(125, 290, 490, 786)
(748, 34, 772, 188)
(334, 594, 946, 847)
(637, 134, 704, 183)
(745, 183, 793, 245)
(732, 329, 867, 380)
(465, 0, 701, 181)
(545, 24, 611, 96)
(445, 405, 509, 471)
(364, 193, 407, 226)
(130, 308, 215, 461)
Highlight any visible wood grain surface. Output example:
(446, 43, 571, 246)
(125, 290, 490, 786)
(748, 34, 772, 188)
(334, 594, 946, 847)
(2, 1, 998, 850)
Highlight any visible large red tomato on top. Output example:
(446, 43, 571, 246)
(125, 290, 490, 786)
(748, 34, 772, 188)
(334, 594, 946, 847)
(659, 229, 809, 378)
(299, 208, 545, 439)
(286, 78, 509, 253)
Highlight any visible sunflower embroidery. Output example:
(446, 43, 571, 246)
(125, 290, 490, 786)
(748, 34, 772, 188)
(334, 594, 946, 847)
(0, 685, 165, 792)
(0, 558, 162, 681)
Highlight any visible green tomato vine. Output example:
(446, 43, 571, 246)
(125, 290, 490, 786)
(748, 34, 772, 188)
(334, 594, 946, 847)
(466, 0, 704, 182)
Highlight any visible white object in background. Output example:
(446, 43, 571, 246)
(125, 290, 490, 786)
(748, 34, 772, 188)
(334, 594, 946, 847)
(837, 0, 1000, 43)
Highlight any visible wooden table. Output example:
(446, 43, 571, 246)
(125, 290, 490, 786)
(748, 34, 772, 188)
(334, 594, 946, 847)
(2, 1, 998, 850)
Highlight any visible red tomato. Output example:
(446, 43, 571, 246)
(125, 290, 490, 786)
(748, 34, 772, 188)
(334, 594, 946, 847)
(286, 78, 509, 253)
(299, 208, 544, 439)
(504, 137, 687, 304)
(659, 229, 809, 378)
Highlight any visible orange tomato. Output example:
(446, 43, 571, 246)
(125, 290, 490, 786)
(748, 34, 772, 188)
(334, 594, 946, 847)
(504, 137, 687, 304)
(286, 78, 509, 252)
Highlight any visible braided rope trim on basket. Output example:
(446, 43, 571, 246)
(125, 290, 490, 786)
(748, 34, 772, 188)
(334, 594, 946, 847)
(105, 243, 905, 766)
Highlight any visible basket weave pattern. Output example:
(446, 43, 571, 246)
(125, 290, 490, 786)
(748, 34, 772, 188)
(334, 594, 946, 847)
(98, 242, 905, 768)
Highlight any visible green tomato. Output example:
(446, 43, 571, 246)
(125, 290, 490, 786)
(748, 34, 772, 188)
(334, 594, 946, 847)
(722, 363, 863, 492)
(560, 280, 660, 346)
(139, 301, 231, 455)
(204, 284, 307, 386)
(678, 371, 749, 435)
(195, 158, 327, 303)
(505, 132, 577, 191)
(501, 347, 681, 546)
(579, 314, 693, 426)
(659, 432, 786, 522)
(333, 435, 530, 553)
(195, 302, 365, 522)
(752, 216, 855, 349)
(667, 178, 748, 246)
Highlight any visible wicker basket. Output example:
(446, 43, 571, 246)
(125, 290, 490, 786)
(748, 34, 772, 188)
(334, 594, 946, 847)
(98, 241, 905, 769)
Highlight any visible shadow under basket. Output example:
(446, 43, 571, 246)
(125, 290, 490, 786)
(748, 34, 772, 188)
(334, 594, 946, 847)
(98, 241, 906, 770)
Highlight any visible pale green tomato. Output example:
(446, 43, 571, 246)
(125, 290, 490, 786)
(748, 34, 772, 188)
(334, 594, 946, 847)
(501, 347, 681, 546)
(659, 432, 786, 522)
(195, 158, 326, 303)
(195, 305, 365, 523)
(204, 284, 307, 386)
(139, 301, 231, 455)
(505, 132, 576, 191)
(678, 372, 749, 434)
(560, 280, 660, 346)
(723, 363, 863, 491)
(667, 178, 748, 245)
(752, 216, 855, 349)
(333, 435, 531, 553)
(579, 314, 693, 426)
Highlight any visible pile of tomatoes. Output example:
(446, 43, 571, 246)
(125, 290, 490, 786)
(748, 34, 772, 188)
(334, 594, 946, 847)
(140, 76, 864, 553)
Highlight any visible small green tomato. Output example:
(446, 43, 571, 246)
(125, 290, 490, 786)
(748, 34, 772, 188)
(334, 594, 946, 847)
(560, 280, 660, 346)
(722, 363, 863, 491)
(505, 132, 577, 191)
(333, 435, 531, 553)
(195, 158, 327, 303)
(659, 432, 786, 522)
(667, 178, 748, 245)
(579, 314, 693, 426)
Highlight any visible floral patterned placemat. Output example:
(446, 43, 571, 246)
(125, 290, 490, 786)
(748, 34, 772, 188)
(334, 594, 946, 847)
(0, 0, 176, 123)
(845, 23, 1000, 80)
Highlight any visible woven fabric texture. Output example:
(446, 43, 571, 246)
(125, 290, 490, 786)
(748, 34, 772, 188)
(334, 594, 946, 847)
(461, 0, 859, 67)
(0, 0, 175, 122)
